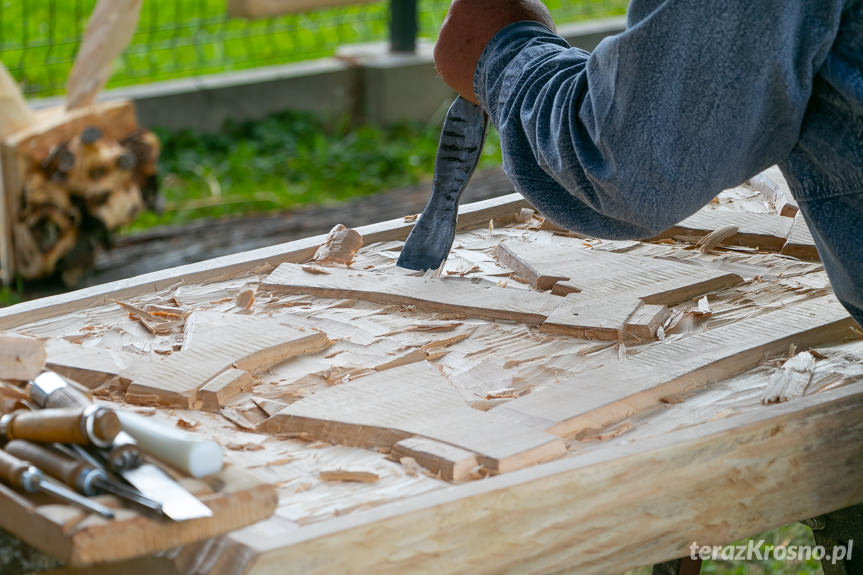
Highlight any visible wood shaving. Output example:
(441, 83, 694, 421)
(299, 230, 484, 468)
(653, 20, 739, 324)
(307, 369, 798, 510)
(235, 289, 255, 310)
(176, 418, 200, 430)
(318, 470, 380, 484)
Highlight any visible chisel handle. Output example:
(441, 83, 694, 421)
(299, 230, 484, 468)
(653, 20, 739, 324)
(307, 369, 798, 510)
(30, 372, 92, 409)
(0, 450, 41, 492)
(4, 440, 100, 494)
(30, 372, 142, 468)
(1, 406, 120, 447)
(118, 411, 222, 477)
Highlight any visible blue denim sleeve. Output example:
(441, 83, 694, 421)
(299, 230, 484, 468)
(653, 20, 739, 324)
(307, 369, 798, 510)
(474, 1, 845, 240)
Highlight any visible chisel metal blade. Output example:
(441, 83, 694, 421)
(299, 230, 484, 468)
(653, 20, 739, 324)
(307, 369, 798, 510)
(397, 96, 489, 272)
(120, 463, 212, 521)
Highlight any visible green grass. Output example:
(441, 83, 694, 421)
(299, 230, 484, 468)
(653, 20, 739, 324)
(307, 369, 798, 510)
(0, 0, 628, 97)
(127, 109, 503, 231)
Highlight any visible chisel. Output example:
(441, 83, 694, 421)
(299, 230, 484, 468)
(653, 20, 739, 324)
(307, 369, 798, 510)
(396, 96, 489, 272)
(0, 405, 120, 447)
(5, 440, 163, 514)
(29, 371, 214, 521)
(0, 449, 115, 519)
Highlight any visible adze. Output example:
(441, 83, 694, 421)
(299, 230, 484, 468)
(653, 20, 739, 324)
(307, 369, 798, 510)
(396, 96, 489, 272)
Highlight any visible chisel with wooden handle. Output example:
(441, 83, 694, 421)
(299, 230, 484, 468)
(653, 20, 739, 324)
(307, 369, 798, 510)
(396, 96, 489, 272)
(5, 440, 163, 514)
(0, 406, 120, 447)
(29, 371, 214, 521)
(0, 449, 115, 519)
(30, 371, 141, 469)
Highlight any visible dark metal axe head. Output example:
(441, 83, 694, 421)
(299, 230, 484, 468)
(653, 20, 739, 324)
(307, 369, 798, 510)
(396, 96, 489, 272)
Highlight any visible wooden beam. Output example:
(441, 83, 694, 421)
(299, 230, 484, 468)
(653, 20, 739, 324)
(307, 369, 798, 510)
(261, 263, 563, 326)
(491, 296, 855, 437)
(262, 361, 567, 474)
(391, 437, 478, 482)
(65, 0, 143, 110)
(228, 0, 380, 19)
(0, 194, 530, 330)
(183, 381, 863, 575)
(0, 61, 35, 139)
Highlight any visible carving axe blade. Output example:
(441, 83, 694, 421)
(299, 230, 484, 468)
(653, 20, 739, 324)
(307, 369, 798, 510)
(396, 96, 489, 272)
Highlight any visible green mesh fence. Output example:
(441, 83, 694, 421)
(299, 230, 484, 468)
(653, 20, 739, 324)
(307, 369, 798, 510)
(0, 0, 627, 98)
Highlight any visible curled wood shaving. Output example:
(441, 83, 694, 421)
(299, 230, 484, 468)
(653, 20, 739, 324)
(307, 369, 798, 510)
(516, 208, 535, 223)
(234, 289, 255, 310)
(696, 225, 739, 253)
(318, 470, 379, 483)
(311, 224, 363, 265)
(176, 418, 200, 430)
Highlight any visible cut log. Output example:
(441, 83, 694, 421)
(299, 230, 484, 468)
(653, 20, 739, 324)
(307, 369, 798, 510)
(261, 263, 564, 326)
(492, 296, 854, 438)
(0, 333, 46, 381)
(392, 437, 478, 482)
(262, 362, 567, 474)
(65, 0, 143, 110)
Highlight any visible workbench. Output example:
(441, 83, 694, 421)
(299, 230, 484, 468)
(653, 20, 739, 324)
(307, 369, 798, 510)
(0, 173, 861, 575)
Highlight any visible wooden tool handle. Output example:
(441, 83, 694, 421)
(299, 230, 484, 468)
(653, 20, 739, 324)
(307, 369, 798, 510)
(0, 450, 32, 490)
(30, 371, 92, 409)
(5, 407, 120, 446)
(4, 440, 88, 489)
(42, 386, 91, 410)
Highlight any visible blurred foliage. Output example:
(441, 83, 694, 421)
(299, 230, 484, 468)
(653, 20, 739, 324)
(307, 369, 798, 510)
(128, 110, 503, 231)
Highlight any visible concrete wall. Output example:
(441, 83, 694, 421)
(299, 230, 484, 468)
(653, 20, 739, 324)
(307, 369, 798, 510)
(33, 17, 626, 131)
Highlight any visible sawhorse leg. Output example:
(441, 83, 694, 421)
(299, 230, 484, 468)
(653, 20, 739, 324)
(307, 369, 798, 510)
(804, 503, 863, 575)
(651, 557, 702, 575)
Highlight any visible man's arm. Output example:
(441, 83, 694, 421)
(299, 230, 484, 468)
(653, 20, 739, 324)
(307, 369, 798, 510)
(435, 0, 846, 239)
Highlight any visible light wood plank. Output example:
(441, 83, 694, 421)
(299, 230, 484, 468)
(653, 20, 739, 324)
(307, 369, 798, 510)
(651, 208, 794, 252)
(0, 467, 277, 567)
(126, 312, 330, 408)
(199, 368, 253, 412)
(0, 61, 35, 139)
(495, 240, 743, 303)
(262, 361, 566, 474)
(0, 194, 530, 329)
(492, 296, 854, 437)
(392, 437, 478, 482)
(197, 382, 863, 575)
(0, 333, 45, 380)
(65, 0, 143, 110)
(261, 263, 563, 326)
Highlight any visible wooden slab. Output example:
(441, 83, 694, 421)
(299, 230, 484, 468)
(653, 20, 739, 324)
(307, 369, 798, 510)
(125, 312, 330, 408)
(45, 339, 131, 390)
(392, 437, 479, 482)
(651, 208, 794, 252)
(262, 362, 566, 474)
(0, 466, 277, 567)
(494, 240, 742, 303)
(492, 296, 855, 437)
(781, 214, 820, 261)
(261, 263, 563, 326)
(494, 241, 739, 340)
(0, 333, 46, 380)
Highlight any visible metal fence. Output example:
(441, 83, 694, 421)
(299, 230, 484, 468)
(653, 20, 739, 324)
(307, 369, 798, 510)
(1, 0, 627, 98)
